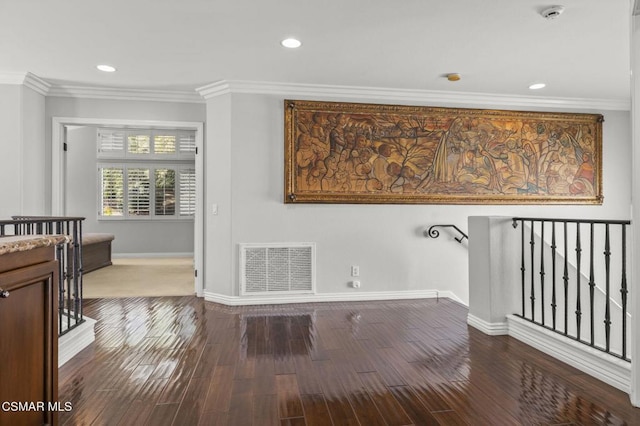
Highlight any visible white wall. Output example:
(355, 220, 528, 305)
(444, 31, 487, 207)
(65, 126, 194, 254)
(0, 84, 46, 218)
(204, 92, 631, 305)
(0, 85, 23, 218)
(21, 86, 46, 214)
(205, 94, 233, 295)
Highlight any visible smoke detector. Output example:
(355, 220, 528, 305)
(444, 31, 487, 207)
(541, 6, 565, 19)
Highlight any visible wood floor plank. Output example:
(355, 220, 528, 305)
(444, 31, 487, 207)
(358, 371, 413, 425)
(347, 390, 387, 426)
(172, 377, 210, 425)
(313, 361, 360, 425)
(280, 418, 306, 426)
(300, 393, 333, 426)
(193, 344, 222, 379)
(389, 385, 440, 426)
(227, 393, 253, 426)
(58, 296, 640, 425)
(202, 365, 236, 413)
(145, 402, 179, 426)
(275, 374, 304, 419)
(115, 400, 154, 426)
(253, 394, 280, 426)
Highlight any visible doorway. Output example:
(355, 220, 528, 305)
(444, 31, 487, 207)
(52, 118, 204, 297)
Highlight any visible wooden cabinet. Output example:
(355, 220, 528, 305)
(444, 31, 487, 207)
(0, 242, 59, 426)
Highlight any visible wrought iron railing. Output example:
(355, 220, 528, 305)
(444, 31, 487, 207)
(512, 217, 630, 361)
(425, 224, 468, 243)
(0, 216, 85, 336)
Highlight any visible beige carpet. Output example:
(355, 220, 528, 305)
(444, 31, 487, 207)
(83, 257, 195, 299)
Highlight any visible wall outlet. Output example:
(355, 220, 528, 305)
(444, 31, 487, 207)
(352, 280, 361, 289)
(351, 265, 360, 277)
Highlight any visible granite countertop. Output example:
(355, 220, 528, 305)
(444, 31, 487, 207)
(0, 235, 70, 256)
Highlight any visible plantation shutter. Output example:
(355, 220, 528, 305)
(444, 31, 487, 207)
(155, 168, 176, 216)
(97, 129, 125, 155)
(99, 167, 124, 216)
(97, 127, 195, 220)
(179, 168, 196, 216)
(178, 131, 196, 155)
(154, 134, 177, 155)
(128, 134, 150, 154)
(127, 168, 150, 216)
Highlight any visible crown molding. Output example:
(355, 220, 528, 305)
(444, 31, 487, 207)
(1, 73, 628, 110)
(24, 72, 51, 95)
(0, 71, 26, 85)
(48, 85, 204, 103)
(197, 80, 631, 111)
(0, 73, 202, 103)
(0, 72, 51, 95)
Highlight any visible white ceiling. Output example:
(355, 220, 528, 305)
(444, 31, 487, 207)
(0, 0, 632, 101)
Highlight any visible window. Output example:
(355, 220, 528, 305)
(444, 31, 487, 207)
(127, 168, 150, 216)
(100, 168, 124, 216)
(97, 128, 196, 220)
(155, 168, 176, 216)
(97, 128, 195, 159)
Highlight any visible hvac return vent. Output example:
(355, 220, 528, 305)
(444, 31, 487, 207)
(240, 243, 316, 296)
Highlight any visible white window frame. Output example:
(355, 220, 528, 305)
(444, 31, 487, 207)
(96, 127, 196, 221)
(97, 128, 196, 161)
(97, 162, 195, 221)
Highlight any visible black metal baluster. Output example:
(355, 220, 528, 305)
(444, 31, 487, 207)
(77, 219, 83, 323)
(530, 220, 536, 322)
(620, 224, 628, 360)
(540, 221, 545, 326)
(563, 221, 569, 335)
(56, 242, 64, 335)
(551, 222, 557, 330)
(69, 220, 78, 328)
(603, 224, 611, 352)
(588, 223, 595, 346)
(65, 220, 71, 333)
(520, 219, 526, 317)
(575, 223, 582, 341)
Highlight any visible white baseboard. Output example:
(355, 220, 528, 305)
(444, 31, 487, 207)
(438, 291, 467, 306)
(204, 289, 458, 306)
(507, 314, 631, 394)
(58, 316, 96, 367)
(113, 252, 193, 259)
(467, 314, 508, 335)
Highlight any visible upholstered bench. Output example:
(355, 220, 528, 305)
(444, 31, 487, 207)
(80, 233, 115, 274)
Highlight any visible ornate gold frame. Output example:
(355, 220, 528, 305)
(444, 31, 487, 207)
(284, 100, 603, 204)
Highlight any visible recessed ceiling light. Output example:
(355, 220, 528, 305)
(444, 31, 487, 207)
(281, 38, 302, 49)
(529, 82, 546, 90)
(97, 64, 116, 72)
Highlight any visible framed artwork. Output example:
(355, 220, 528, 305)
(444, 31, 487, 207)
(284, 100, 603, 205)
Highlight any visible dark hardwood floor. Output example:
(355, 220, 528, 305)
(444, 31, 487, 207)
(58, 296, 640, 425)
